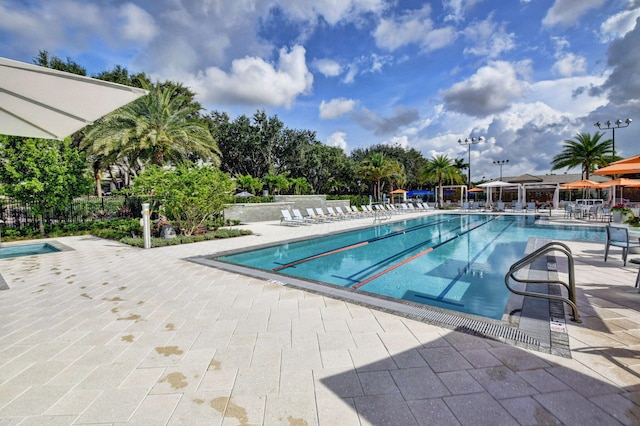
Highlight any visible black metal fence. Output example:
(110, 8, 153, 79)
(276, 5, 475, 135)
(0, 196, 138, 229)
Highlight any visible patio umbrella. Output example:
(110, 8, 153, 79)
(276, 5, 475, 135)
(0, 56, 148, 140)
(595, 178, 640, 204)
(234, 191, 254, 197)
(593, 154, 640, 176)
(561, 179, 600, 200)
(468, 187, 484, 192)
(390, 188, 407, 202)
(478, 180, 514, 203)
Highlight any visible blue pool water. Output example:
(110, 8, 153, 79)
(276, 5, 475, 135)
(0, 243, 60, 259)
(217, 214, 604, 319)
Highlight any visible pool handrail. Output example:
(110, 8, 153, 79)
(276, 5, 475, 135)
(504, 241, 581, 322)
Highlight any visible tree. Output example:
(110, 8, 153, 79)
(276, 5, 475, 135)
(81, 82, 220, 169)
(235, 174, 263, 195)
(262, 172, 290, 195)
(356, 152, 404, 201)
(550, 132, 612, 180)
(33, 49, 87, 75)
(351, 144, 426, 189)
(419, 155, 464, 208)
(130, 165, 235, 235)
(0, 136, 92, 233)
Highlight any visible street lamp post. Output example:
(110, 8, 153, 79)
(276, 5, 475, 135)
(594, 118, 632, 157)
(458, 136, 484, 189)
(493, 159, 509, 201)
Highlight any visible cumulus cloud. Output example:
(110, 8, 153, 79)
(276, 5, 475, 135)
(188, 45, 313, 108)
(277, 0, 385, 26)
(373, 4, 456, 52)
(319, 98, 358, 119)
(595, 16, 640, 106)
(441, 61, 529, 117)
(552, 53, 587, 77)
(312, 58, 342, 77)
(352, 106, 420, 135)
(118, 3, 158, 43)
(542, 0, 606, 27)
(463, 15, 515, 59)
(326, 132, 348, 151)
(599, 7, 640, 41)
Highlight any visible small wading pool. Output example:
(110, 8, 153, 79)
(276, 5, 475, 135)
(0, 243, 61, 259)
(210, 214, 604, 320)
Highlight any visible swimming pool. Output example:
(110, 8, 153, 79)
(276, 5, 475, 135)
(0, 242, 61, 259)
(215, 214, 604, 320)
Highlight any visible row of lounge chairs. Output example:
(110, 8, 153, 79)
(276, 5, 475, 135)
(279, 203, 431, 226)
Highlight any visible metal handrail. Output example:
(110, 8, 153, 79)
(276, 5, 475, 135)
(505, 241, 581, 322)
(373, 208, 391, 223)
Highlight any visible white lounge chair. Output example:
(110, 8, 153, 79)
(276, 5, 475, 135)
(280, 210, 303, 226)
(292, 209, 316, 224)
(306, 208, 330, 222)
(327, 206, 347, 220)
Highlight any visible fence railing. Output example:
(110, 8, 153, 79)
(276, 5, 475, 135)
(0, 196, 136, 229)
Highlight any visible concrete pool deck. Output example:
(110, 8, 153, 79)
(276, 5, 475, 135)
(1, 210, 640, 424)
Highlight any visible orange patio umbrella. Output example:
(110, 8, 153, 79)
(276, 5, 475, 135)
(468, 187, 484, 192)
(560, 179, 599, 189)
(593, 154, 640, 176)
(595, 177, 640, 204)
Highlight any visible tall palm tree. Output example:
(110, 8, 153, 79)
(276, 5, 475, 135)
(82, 82, 221, 169)
(356, 153, 404, 201)
(419, 154, 464, 208)
(550, 132, 612, 180)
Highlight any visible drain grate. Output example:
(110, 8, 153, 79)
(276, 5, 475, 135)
(402, 304, 540, 346)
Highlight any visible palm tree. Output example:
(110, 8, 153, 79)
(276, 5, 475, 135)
(419, 155, 465, 208)
(356, 153, 404, 201)
(550, 132, 612, 180)
(82, 82, 221, 170)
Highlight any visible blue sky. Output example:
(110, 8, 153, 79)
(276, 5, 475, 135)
(2, 0, 640, 180)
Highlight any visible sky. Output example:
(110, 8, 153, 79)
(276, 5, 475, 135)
(2, 0, 640, 181)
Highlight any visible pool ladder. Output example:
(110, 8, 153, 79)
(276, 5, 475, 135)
(372, 208, 391, 223)
(505, 241, 581, 322)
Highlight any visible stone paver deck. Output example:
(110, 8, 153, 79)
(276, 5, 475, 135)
(1, 210, 640, 425)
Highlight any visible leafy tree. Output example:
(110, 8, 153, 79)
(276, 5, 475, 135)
(550, 132, 612, 179)
(351, 144, 426, 189)
(0, 136, 92, 233)
(356, 152, 404, 201)
(33, 49, 87, 75)
(299, 142, 354, 194)
(235, 174, 263, 195)
(287, 177, 312, 195)
(419, 155, 464, 208)
(81, 82, 220, 168)
(262, 173, 290, 195)
(130, 164, 234, 235)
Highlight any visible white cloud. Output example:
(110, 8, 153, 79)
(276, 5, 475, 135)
(189, 45, 313, 108)
(441, 61, 529, 117)
(463, 15, 515, 59)
(118, 3, 158, 43)
(312, 58, 342, 77)
(542, 0, 606, 28)
(319, 98, 358, 119)
(326, 132, 348, 151)
(443, 0, 483, 22)
(277, 0, 385, 26)
(599, 7, 640, 41)
(551, 53, 587, 77)
(373, 4, 456, 52)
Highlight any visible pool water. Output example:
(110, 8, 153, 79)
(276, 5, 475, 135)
(217, 214, 604, 319)
(0, 243, 60, 259)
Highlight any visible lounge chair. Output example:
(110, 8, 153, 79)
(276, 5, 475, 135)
(306, 208, 330, 222)
(462, 201, 470, 210)
(316, 207, 340, 221)
(280, 210, 303, 226)
(327, 206, 347, 220)
(513, 202, 524, 212)
(335, 206, 355, 219)
(526, 202, 536, 212)
(496, 201, 505, 212)
(604, 225, 640, 266)
(292, 209, 316, 224)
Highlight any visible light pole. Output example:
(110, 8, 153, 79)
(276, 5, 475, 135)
(458, 136, 484, 189)
(594, 118, 632, 157)
(493, 160, 508, 201)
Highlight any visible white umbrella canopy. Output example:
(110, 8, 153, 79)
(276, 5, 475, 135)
(477, 180, 513, 187)
(0, 56, 147, 140)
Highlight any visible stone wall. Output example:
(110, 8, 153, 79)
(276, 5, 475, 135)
(224, 195, 352, 223)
